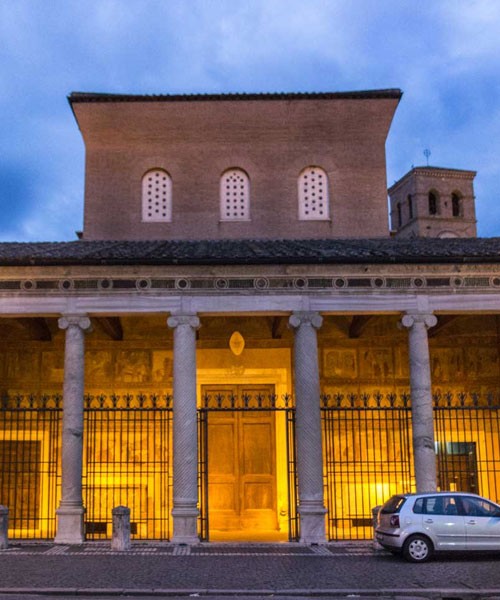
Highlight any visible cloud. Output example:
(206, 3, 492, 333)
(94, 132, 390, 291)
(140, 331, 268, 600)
(0, 0, 500, 239)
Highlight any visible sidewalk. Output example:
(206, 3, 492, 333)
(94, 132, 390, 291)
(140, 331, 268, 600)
(1, 541, 500, 599)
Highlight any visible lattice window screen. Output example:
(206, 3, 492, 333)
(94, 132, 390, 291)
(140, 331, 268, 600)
(220, 169, 250, 221)
(298, 167, 329, 220)
(142, 169, 172, 222)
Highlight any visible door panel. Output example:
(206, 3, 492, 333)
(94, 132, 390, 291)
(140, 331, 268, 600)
(418, 495, 466, 550)
(203, 384, 277, 535)
(422, 514, 466, 549)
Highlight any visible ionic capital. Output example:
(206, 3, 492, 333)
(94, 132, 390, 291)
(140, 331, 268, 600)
(167, 314, 201, 330)
(288, 311, 323, 331)
(400, 312, 437, 331)
(58, 314, 92, 332)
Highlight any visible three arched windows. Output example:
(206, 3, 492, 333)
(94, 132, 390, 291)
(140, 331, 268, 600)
(141, 166, 331, 222)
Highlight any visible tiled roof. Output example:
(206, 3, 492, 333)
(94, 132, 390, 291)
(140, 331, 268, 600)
(68, 89, 403, 104)
(0, 238, 500, 267)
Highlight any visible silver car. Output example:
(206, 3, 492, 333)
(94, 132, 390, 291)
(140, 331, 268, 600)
(376, 491, 500, 562)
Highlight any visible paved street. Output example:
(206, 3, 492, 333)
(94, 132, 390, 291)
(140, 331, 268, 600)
(0, 542, 500, 599)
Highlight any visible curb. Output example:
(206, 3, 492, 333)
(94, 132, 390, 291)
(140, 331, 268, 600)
(0, 588, 499, 598)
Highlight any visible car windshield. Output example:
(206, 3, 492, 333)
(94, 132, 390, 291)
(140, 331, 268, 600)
(380, 495, 407, 514)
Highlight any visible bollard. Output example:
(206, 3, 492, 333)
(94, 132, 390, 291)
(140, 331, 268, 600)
(372, 505, 382, 550)
(111, 506, 131, 551)
(0, 506, 8, 550)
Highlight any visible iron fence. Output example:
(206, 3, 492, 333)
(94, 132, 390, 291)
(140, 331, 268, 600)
(433, 391, 500, 503)
(321, 392, 413, 541)
(3, 389, 500, 543)
(321, 391, 500, 541)
(83, 393, 173, 540)
(0, 394, 62, 540)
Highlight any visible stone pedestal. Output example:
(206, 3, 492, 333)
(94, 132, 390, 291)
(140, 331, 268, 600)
(401, 312, 438, 493)
(55, 315, 91, 544)
(167, 314, 200, 544)
(112, 506, 131, 551)
(0, 505, 8, 550)
(289, 311, 327, 544)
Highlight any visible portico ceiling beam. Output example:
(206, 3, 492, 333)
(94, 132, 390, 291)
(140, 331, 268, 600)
(349, 315, 373, 339)
(94, 316, 123, 340)
(17, 317, 52, 341)
(427, 315, 459, 338)
(271, 316, 287, 339)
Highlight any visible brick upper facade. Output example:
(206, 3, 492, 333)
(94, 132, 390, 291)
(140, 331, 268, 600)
(70, 90, 401, 241)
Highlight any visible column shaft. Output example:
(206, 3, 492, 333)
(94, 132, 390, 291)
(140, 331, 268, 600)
(401, 313, 438, 493)
(55, 314, 91, 544)
(167, 314, 200, 544)
(289, 311, 326, 543)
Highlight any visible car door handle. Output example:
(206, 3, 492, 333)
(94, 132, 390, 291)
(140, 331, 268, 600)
(467, 520, 476, 525)
(424, 519, 434, 523)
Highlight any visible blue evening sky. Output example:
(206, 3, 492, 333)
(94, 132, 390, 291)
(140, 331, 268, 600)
(1, 0, 499, 241)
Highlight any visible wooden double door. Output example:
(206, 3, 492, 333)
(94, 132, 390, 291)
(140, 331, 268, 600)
(203, 385, 279, 538)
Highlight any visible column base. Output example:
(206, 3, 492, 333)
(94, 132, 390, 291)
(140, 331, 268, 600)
(55, 506, 85, 544)
(298, 503, 327, 544)
(172, 505, 200, 545)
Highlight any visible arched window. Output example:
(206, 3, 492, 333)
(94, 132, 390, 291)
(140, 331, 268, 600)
(298, 167, 330, 220)
(452, 193, 461, 217)
(220, 168, 250, 221)
(407, 194, 413, 219)
(397, 202, 402, 228)
(141, 169, 172, 222)
(428, 191, 438, 216)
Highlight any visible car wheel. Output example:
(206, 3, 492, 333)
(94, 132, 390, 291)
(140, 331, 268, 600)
(402, 534, 434, 563)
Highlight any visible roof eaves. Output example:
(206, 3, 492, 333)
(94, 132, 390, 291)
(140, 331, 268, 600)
(68, 89, 403, 105)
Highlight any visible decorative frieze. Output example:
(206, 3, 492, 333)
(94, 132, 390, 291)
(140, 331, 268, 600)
(1, 274, 500, 294)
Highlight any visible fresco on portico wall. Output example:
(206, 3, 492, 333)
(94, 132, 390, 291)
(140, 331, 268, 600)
(324, 349, 357, 379)
(466, 347, 499, 379)
(152, 351, 173, 382)
(85, 351, 113, 383)
(115, 351, 151, 383)
(0, 351, 40, 381)
(41, 351, 64, 383)
(0, 311, 498, 396)
(321, 342, 500, 393)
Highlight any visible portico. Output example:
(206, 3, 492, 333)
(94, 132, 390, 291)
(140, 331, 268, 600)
(1, 249, 500, 543)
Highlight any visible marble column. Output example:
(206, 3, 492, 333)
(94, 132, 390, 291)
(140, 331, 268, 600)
(400, 312, 438, 493)
(55, 314, 91, 544)
(289, 311, 327, 544)
(167, 314, 200, 544)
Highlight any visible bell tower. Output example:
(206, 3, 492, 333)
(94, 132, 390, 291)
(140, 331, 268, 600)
(389, 166, 477, 238)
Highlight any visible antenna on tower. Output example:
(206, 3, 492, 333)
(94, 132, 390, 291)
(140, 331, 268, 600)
(423, 148, 431, 166)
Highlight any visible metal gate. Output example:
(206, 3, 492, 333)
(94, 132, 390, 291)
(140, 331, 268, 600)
(198, 390, 298, 541)
(434, 392, 500, 501)
(0, 394, 62, 540)
(321, 392, 413, 541)
(83, 393, 173, 540)
(322, 391, 500, 541)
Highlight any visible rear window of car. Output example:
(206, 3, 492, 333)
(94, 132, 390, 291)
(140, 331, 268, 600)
(380, 495, 407, 514)
(413, 495, 459, 515)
